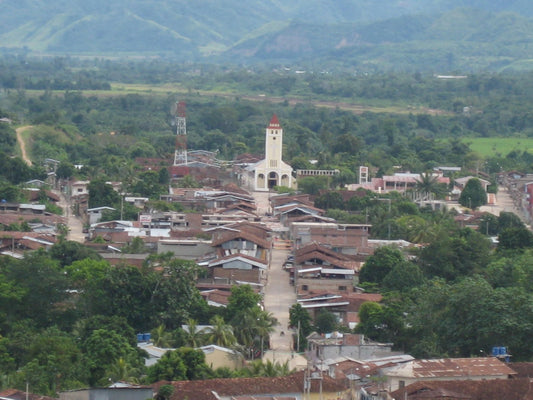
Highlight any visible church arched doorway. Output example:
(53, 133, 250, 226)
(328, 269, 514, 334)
(268, 171, 278, 189)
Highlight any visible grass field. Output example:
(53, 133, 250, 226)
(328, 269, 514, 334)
(464, 137, 533, 157)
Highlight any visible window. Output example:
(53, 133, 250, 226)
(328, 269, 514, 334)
(339, 286, 347, 291)
(302, 285, 308, 291)
(399, 381, 405, 389)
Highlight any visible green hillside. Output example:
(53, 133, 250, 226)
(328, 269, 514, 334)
(2, 1, 533, 71)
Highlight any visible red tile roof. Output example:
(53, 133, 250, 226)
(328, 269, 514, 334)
(269, 114, 280, 128)
(390, 378, 533, 400)
(152, 371, 348, 400)
(508, 362, 533, 377)
(211, 230, 270, 249)
(387, 358, 517, 379)
(0, 389, 57, 400)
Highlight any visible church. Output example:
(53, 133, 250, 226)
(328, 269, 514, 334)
(246, 114, 293, 191)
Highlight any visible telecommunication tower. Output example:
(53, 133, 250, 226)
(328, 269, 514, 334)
(173, 101, 187, 166)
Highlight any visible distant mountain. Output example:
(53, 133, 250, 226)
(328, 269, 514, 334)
(226, 8, 533, 71)
(1, 1, 533, 71)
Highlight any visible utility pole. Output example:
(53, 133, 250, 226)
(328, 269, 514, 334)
(297, 319, 300, 352)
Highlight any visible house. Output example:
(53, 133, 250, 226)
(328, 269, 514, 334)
(198, 345, 245, 371)
(124, 196, 149, 208)
(59, 386, 153, 400)
(207, 253, 267, 285)
(157, 238, 213, 259)
(323, 354, 414, 381)
(211, 230, 270, 260)
(290, 222, 371, 255)
(0, 388, 58, 400)
(87, 206, 115, 225)
(307, 332, 394, 363)
(347, 173, 450, 194)
(381, 357, 517, 392)
(0, 232, 56, 256)
(388, 378, 533, 400)
(151, 371, 349, 400)
(70, 180, 90, 197)
(454, 176, 491, 192)
(199, 287, 232, 307)
(297, 292, 383, 329)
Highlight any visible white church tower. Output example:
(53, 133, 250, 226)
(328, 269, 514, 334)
(250, 114, 293, 191)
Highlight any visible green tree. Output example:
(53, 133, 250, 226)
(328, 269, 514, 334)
(497, 211, 524, 231)
(418, 228, 490, 281)
(121, 237, 148, 254)
(382, 262, 426, 292)
(458, 178, 487, 209)
(314, 309, 337, 334)
(314, 191, 344, 210)
(359, 246, 405, 286)
(415, 172, 448, 199)
(226, 285, 261, 320)
(56, 162, 76, 179)
(148, 256, 204, 329)
(289, 303, 312, 351)
(183, 319, 205, 348)
(157, 384, 175, 400)
(498, 226, 533, 250)
(147, 349, 187, 382)
(297, 176, 329, 195)
(207, 315, 236, 347)
(107, 357, 141, 384)
(151, 324, 173, 348)
(82, 328, 141, 386)
(19, 327, 87, 393)
(147, 347, 212, 382)
(49, 240, 101, 267)
(87, 179, 120, 208)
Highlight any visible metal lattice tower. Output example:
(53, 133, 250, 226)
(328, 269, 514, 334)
(173, 101, 188, 166)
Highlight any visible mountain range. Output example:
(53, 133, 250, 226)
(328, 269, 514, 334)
(2, 1, 533, 71)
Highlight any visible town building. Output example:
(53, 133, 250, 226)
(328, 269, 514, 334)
(246, 115, 293, 191)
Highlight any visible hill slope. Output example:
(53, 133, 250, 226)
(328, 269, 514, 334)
(2, 1, 533, 71)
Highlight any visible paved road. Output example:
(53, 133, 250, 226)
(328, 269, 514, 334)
(56, 191, 86, 242)
(479, 185, 530, 225)
(251, 190, 307, 370)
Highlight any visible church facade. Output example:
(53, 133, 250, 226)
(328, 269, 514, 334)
(247, 115, 293, 191)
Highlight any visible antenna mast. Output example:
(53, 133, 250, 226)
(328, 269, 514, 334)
(173, 101, 187, 166)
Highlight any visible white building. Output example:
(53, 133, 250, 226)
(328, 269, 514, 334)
(247, 115, 293, 191)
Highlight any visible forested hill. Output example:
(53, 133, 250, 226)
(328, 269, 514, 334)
(2, 1, 533, 71)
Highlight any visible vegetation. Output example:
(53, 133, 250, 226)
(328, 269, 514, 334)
(3, 4, 533, 71)
(2, 56, 533, 394)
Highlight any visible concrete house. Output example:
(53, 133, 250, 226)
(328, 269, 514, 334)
(307, 332, 394, 363)
(207, 253, 267, 285)
(198, 345, 245, 371)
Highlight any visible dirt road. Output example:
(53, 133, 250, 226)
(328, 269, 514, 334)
(16, 125, 33, 166)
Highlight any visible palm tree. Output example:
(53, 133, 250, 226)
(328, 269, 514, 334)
(207, 315, 236, 347)
(233, 308, 277, 359)
(254, 311, 278, 357)
(184, 318, 204, 348)
(415, 172, 447, 199)
(243, 360, 293, 377)
(152, 324, 172, 348)
(107, 357, 140, 383)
